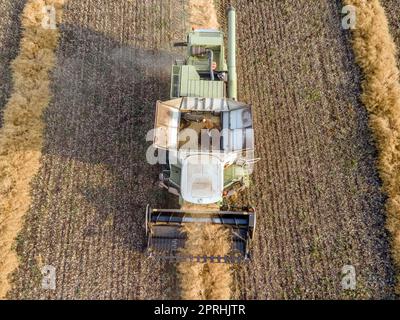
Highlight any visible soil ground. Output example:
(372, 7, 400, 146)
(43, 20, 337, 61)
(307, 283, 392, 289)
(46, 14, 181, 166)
(383, 0, 400, 65)
(0, 0, 26, 126)
(2, 0, 396, 299)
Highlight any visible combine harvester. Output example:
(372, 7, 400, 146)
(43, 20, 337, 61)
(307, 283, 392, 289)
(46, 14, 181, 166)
(146, 7, 257, 263)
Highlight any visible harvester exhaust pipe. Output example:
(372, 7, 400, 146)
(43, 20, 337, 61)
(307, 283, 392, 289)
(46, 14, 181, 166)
(227, 5, 237, 100)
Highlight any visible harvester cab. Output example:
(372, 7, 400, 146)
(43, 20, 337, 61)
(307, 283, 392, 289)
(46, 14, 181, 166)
(171, 29, 228, 98)
(146, 7, 257, 263)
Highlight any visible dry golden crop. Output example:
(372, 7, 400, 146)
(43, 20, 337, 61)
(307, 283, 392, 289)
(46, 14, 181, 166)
(0, 0, 65, 298)
(177, 223, 232, 300)
(188, 0, 219, 30)
(344, 0, 400, 293)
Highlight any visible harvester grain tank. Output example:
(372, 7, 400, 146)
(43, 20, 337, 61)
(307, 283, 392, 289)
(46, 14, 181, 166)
(146, 6, 257, 263)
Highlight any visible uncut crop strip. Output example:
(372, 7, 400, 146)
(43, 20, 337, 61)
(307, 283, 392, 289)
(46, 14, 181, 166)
(344, 0, 400, 293)
(177, 223, 232, 300)
(0, 0, 65, 298)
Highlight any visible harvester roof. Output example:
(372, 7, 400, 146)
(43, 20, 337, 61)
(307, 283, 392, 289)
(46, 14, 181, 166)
(181, 154, 224, 204)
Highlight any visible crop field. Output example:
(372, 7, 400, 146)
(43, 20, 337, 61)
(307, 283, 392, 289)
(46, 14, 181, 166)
(6, 0, 188, 299)
(215, 0, 397, 299)
(1, 0, 399, 299)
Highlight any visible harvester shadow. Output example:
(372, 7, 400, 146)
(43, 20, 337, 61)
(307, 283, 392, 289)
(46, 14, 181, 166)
(42, 23, 182, 290)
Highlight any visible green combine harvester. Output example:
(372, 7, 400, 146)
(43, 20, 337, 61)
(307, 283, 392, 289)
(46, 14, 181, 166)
(146, 6, 257, 263)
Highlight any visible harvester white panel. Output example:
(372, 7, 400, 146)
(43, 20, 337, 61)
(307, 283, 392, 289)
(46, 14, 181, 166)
(154, 101, 179, 149)
(181, 154, 224, 204)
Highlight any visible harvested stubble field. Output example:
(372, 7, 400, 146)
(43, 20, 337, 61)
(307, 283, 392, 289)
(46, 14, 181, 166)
(0, 0, 26, 125)
(216, 0, 396, 299)
(1, 0, 398, 299)
(6, 0, 188, 299)
(383, 0, 400, 54)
